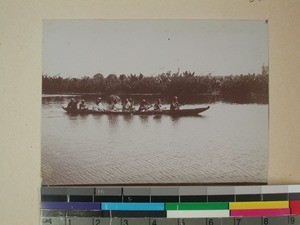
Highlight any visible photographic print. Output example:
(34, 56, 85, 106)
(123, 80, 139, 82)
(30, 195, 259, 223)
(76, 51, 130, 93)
(42, 20, 268, 185)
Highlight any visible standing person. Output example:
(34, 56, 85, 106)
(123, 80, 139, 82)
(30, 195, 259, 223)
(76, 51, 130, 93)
(122, 98, 131, 112)
(138, 99, 152, 112)
(170, 96, 181, 110)
(79, 99, 87, 109)
(96, 97, 105, 111)
(153, 99, 163, 111)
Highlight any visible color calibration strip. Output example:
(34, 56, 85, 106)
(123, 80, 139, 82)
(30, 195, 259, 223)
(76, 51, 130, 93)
(41, 185, 300, 225)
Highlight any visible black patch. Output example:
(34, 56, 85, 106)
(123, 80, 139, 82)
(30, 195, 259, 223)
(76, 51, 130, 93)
(289, 193, 300, 200)
(263, 193, 288, 201)
(208, 195, 234, 202)
(236, 194, 262, 202)
(151, 196, 179, 202)
(94, 196, 123, 202)
(123, 196, 151, 202)
(69, 195, 93, 202)
(180, 195, 207, 202)
(41, 195, 67, 202)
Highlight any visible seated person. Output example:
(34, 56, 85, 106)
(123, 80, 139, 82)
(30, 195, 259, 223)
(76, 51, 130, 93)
(122, 98, 131, 112)
(96, 97, 105, 111)
(79, 99, 87, 109)
(153, 99, 163, 111)
(138, 99, 152, 112)
(67, 98, 78, 109)
(107, 100, 121, 111)
(170, 96, 181, 110)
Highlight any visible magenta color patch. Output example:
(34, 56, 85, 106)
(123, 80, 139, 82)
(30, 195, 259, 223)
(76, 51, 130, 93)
(230, 208, 290, 217)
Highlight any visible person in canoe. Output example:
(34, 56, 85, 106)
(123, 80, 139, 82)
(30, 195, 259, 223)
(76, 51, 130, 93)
(170, 96, 181, 110)
(129, 98, 135, 111)
(122, 98, 131, 112)
(138, 99, 152, 112)
(153, 99, 163, 111)
(107, 99, 122, 111)
(67, 98, 78, 109)
(79, 99, 88, 109)
(95, 97, 105, 111)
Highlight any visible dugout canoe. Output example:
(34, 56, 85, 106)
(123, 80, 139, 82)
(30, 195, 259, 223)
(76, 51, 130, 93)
(62, 106, 209, 116)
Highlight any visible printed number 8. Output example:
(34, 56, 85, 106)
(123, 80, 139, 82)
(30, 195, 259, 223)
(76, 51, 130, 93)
(264, 218, 268, 224)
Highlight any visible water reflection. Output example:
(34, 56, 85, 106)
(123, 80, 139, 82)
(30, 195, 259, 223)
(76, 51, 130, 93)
(139, 115, 150, 126)
(66, 113, 89, 121)
(122, 115, 134, 124)
(153, 115, 162, 124)
(107, 115, 120, 128)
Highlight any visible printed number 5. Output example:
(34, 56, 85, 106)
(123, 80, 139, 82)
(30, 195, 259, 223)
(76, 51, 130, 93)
(181, 219, 185, 225)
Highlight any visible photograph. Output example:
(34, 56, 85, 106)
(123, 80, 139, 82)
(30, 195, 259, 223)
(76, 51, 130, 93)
(42, 19, 269, 185)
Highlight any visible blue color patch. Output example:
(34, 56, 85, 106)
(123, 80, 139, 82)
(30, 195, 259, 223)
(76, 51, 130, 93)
(40, 202, 101, 210)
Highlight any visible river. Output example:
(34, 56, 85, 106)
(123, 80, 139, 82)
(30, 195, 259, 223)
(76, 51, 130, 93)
(42, 95, 268, 185)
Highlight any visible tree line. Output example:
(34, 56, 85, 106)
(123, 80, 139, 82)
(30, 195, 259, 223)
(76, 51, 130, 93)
(42, 67, 268, 98)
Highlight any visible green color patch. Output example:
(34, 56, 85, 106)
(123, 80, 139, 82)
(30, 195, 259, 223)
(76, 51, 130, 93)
(166, 202, 229, 210)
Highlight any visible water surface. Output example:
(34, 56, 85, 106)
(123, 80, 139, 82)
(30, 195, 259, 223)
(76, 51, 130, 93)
(42, 95, 268, 185)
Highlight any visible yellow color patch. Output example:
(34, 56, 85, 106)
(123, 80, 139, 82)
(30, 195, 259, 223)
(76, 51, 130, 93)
(229, 201, 289, 210)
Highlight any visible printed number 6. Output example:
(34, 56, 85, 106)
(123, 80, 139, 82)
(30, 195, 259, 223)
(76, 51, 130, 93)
(209, 219, 214, 225)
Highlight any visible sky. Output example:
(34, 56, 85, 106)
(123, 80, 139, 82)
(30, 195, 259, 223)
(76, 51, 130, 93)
(43, 20, 268, 78)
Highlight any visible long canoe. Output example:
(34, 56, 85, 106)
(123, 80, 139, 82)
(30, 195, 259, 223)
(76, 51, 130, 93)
(62, 106, 210, 116)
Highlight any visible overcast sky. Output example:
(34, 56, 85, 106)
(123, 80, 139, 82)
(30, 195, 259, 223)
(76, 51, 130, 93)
(43, 20, 268, 78)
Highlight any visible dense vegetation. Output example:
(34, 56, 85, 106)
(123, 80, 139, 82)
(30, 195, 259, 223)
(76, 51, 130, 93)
(42, 67, 268, 98)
